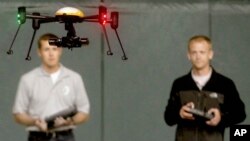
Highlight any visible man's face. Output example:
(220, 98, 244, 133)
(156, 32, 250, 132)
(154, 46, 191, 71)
(187, 40, 213, 70)
(38, 40, 62, 68)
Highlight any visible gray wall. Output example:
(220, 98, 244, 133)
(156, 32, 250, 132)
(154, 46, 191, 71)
(0, 1, 250, 141)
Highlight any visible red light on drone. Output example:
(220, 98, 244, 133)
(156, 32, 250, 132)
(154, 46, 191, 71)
(102, 14, 107, 25)
(99, 6, 107, 25)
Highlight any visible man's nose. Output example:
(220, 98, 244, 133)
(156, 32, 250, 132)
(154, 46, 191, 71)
(49, 50, 54, 56)
(196, 53, 201, 59)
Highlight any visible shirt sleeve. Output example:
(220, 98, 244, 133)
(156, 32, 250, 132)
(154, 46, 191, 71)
(74, 74, 90, 114)
(12, 76, 30, 114)
(219, 80, 246, 127)
(164, 80, 182, 126)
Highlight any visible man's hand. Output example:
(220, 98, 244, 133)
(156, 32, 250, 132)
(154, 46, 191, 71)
(34, 119, 47, 132)
(206, 108, 221, 126)
(180, 102, 195, 120)
(54, 117, 73, 128)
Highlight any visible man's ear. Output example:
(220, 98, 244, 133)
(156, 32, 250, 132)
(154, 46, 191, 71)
(187, 52, 191, 60)
(58, 47, 63, 56)
(37, 48, 41, 57)
(209, 50, 214, 60)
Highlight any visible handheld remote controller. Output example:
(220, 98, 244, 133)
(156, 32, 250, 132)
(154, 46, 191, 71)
(189, 108, 214, 120)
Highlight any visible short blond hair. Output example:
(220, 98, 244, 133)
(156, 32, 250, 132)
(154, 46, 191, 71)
(188, 35, 212, 50)
(37, 33, 58, 49)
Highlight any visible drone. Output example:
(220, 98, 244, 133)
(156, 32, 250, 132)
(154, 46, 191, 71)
(7, 6, 128, 60)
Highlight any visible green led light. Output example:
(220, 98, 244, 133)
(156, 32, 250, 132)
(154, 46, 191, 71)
(17, 14, 21, 24)
(17, 7, 26, 24)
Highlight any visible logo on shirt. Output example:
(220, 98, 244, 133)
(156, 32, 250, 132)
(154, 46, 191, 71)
(209, 92, 218, 98)
(62, 86, 70, 96)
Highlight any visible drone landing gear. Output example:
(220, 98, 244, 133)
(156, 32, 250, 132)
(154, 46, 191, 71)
(26, 29, 37, 61)
(7, 24, 21, 55)
(100, 11, 128, 60)
(101, 25, 113, 56)
(25, 13, 40, 61)
(8, 13, 40, 61)
(114, 29, 127, 60)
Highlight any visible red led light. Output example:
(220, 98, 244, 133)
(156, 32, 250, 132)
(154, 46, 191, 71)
(102, 21, 106, 25)
(102, 14, 107, 25)
(99, 6, 107, 25)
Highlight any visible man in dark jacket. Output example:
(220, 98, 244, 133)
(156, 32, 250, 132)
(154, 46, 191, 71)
(164, 35, 246, 141)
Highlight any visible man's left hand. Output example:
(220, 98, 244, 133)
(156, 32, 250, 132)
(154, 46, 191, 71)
(206, 108, 221, 126)
(54, 117, 72, 127)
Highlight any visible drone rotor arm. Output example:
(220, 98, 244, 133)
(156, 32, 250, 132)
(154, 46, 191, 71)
(26, 14, 54, 19)
(39, 18, 58, 24)
(82, 15, 99, 20)
(80, 15, 99, 22)
(82, 19, 99, 22)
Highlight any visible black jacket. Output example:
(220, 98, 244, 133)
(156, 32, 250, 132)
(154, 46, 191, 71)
(164, 69, 246, 141)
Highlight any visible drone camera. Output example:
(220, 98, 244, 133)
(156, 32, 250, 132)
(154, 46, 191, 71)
(17, 7, 26, 24)
(49, 37, 89, 48)
(48, 38, 61, 46)
(99, 6, 107, 25)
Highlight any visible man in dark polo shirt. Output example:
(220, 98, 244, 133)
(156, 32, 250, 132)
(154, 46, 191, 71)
(164, 35, 246, 141)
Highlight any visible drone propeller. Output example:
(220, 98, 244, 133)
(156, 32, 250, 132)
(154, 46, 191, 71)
(82, 5, 119, 10)
(78, 2, 124, 10)
(80, 3, 138, 15)
(4, 5, 45, 9)
(21, 5, 44, 9)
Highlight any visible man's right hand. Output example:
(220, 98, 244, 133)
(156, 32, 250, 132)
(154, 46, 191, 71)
(34, 119, 47, 132)
(179, 102, 195, 120)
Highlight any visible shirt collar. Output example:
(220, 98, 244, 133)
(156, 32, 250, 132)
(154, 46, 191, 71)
(39, 63, 69, 78)
(188, 66, 217, 90)
(191, 67, 212, 79)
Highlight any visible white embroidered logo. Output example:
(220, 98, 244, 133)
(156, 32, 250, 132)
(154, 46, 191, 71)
(63, 86, 70, 96)
(209, 92, 218, 98)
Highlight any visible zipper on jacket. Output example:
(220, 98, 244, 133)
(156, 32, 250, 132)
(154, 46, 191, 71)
(196, 91, 202, 141)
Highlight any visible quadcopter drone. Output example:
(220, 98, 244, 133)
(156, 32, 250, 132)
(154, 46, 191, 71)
(7, 6, 128, 60)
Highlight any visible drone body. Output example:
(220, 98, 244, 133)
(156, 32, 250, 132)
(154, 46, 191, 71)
(7, 6, 128, 60)
(55, 7, 85, 18)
